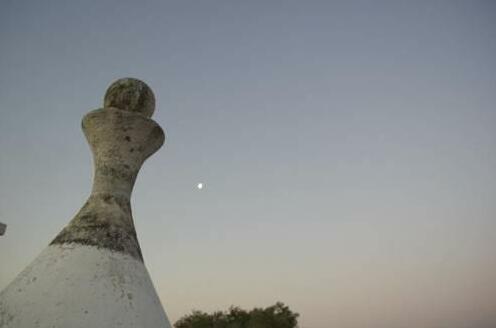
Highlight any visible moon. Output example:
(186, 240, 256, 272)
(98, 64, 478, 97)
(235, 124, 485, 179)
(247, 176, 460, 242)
(197, 183, 204, 190)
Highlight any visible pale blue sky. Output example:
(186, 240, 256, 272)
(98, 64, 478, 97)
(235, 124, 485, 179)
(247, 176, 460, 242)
(1, 1, 495, 327)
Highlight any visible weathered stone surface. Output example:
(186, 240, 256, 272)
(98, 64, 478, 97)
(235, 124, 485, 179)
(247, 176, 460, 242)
(103, 78, 155, 118)
(0, 78, 171, 328)
(0, 244, 171, 327)
(50, 107, 165, 261)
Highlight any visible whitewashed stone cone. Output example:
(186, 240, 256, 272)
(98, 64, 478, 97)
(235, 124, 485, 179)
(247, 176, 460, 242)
(0, 78, 172, 328)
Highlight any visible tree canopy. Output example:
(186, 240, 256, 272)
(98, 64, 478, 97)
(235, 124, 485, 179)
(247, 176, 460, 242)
(174, 302, 299, 328)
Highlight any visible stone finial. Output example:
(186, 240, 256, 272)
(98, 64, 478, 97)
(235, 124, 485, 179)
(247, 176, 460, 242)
(104, 78, 155, 118)
(50, 78, 165, 260)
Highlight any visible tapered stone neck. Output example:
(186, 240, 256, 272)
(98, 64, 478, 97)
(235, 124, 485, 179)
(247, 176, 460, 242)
(84, 107, 164, 198)
(50, 79, 165, 261)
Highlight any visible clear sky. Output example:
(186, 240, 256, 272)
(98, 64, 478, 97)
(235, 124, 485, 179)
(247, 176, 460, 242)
(1, 1, 495, 327)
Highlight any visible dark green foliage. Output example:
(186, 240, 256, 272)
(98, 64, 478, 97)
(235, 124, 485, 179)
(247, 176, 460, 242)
(174, 302, 299, 328)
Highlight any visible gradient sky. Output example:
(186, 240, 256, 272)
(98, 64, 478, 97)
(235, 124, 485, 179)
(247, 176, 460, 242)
(1, 1, 495, 327)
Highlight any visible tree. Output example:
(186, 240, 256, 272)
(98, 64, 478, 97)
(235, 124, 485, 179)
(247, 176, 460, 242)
(174, 302, 299, 328)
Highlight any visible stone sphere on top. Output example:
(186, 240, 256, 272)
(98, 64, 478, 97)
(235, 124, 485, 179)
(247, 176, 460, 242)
(104, 78, 155, 118)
